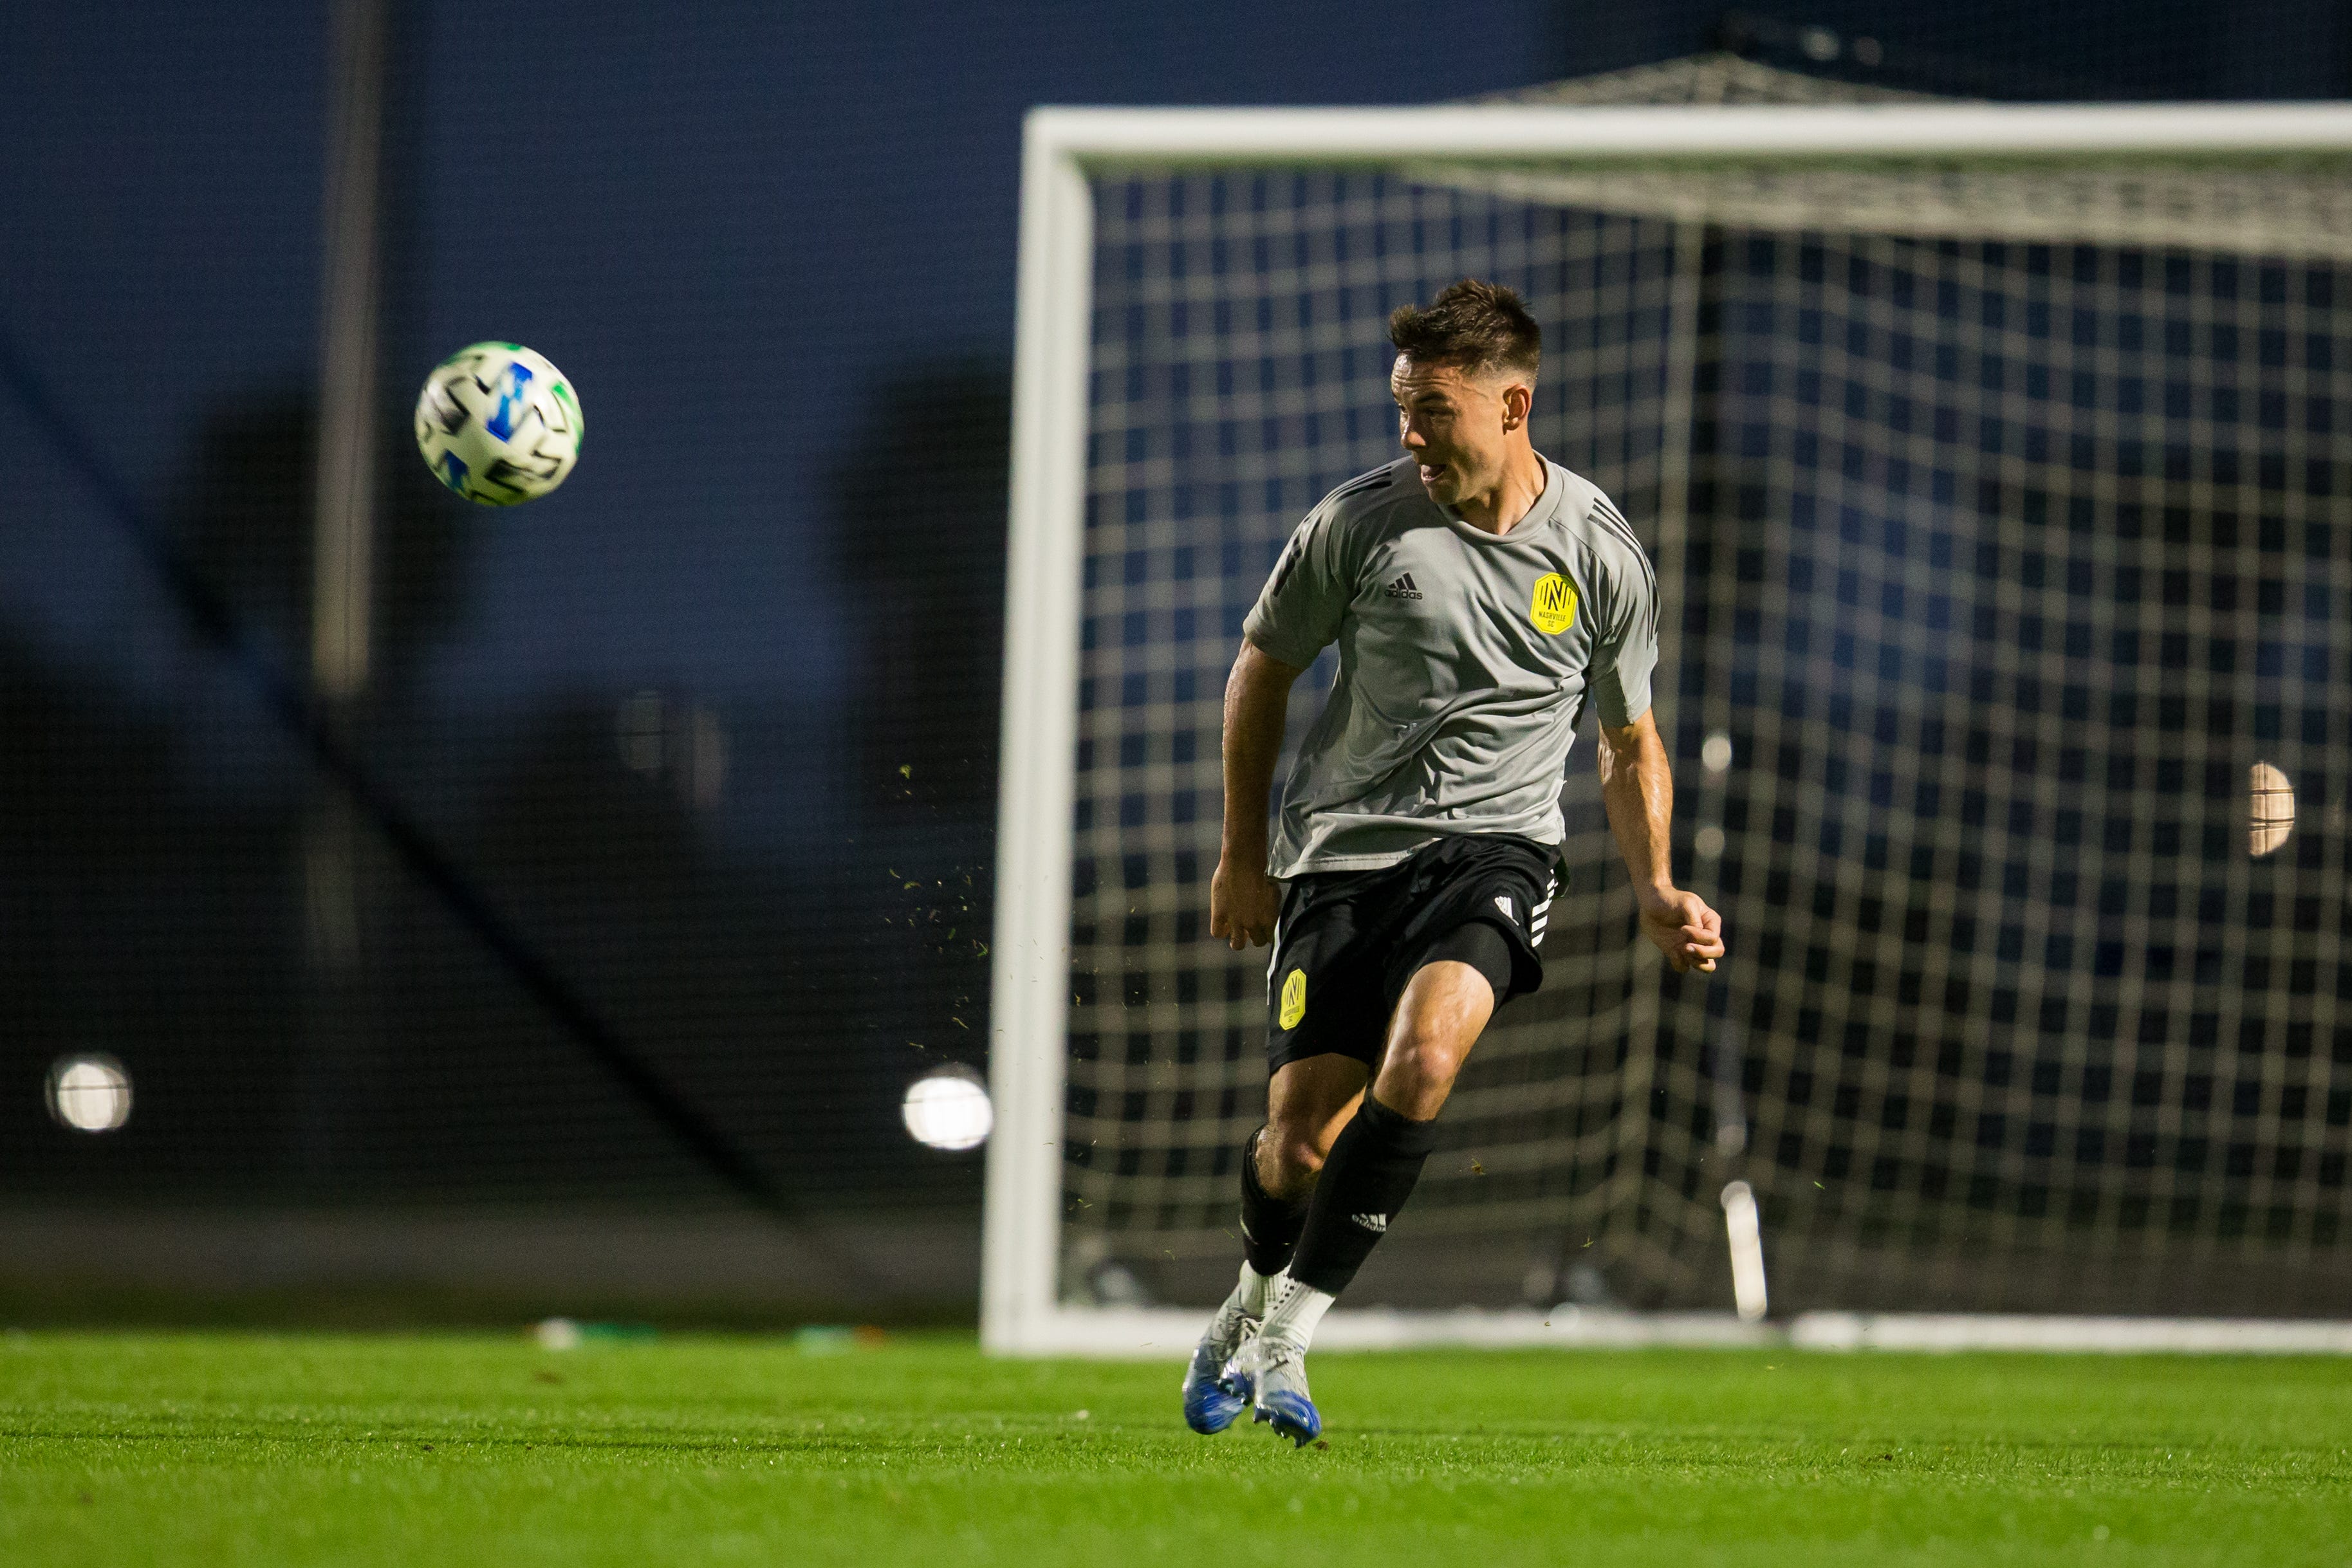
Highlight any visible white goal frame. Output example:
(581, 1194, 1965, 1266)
(983, 102, 2352, 1358)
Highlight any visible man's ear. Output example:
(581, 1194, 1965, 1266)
(1501, 380, 1533, 432)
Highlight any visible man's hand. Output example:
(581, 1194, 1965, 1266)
(1210, 855, 1281, 950)
(1638, 887, 1724, 973)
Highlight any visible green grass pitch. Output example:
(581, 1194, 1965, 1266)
(5, 1332, 2351, 1566)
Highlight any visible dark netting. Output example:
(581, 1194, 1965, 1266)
(1062, 176, 1681, 1308)
(1651, 235, 2352, 1314)
(1057, 169, 2352, 1317)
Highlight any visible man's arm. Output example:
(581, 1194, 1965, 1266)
(1597, 708, 1725, 974)
(1210, 638, 1303, 950)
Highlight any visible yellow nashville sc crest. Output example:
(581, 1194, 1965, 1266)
(1530, 572, 1578, 635)
(1280, 968, 1306, 1029)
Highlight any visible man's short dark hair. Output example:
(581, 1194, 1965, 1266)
(1388, 279, 1541, 379)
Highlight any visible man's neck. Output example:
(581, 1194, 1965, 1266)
(1451, 445, 1548, 535)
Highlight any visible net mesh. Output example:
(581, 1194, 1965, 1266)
(1656, 232, 2352, 1316)
(1066, 179, 1684, 1305)
(1057, 117, 2352, 1315)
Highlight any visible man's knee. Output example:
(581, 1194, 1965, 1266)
(1374, 1017, 1475, 1120)
(1373, 961, 1492, 1118)
(1259, 1121, 1335, 1198)
(1379, 1035, 1465, 1098)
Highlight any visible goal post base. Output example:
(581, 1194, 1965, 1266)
(988, 1307, 2352, 1358)
(1792, 1313, 2352, 1354)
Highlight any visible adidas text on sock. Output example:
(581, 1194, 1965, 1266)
(1285, 1094, 1441, 1296)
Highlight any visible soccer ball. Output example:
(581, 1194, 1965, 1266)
(414, 342, 582, 504)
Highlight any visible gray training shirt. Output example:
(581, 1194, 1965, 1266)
(1242, 454, 1658, 880)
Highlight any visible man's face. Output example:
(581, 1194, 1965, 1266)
(1391, 355, 1524, 507)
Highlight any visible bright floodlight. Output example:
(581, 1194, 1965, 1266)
(1701, 732, 1734, 775)
(46, 1054, 131, 1132)
(903, 1066, 992, 1151)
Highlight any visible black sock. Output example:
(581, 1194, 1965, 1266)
(1287, 1095, 1441, 1296)
(1239, 1127, 1309, 1278)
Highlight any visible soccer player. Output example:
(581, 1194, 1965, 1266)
(1181, 280, 1725, 1445)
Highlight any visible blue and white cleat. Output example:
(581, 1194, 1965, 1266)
(1181, 1299, 1258, 1434)
(1245, 1338, 1321, 1448)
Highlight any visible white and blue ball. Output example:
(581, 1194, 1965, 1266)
(414, 342, 582, 505)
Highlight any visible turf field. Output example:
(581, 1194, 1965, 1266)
(4, 1332, 2350, 1566)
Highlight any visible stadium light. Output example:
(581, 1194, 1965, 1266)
(903, 1066, 992, 1152)
(46, 1054, 132, 1133)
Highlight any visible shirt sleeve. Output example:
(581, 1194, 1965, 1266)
(1241, 500, 1355, 668)
(1586, 517, 1660, 728)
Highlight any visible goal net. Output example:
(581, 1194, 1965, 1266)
(986, 65, 2352, 1351)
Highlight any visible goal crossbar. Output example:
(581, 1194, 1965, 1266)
(985, 102, 2352, 1358)
(1016, 102, 2352, 167)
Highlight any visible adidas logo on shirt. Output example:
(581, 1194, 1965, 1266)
(1383, 572, 1423, 600)
(1351, 1213, 1389, 1233)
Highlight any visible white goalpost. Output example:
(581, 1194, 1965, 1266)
(985, 97, 2352, 1357)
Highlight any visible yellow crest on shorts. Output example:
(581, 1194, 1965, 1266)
(1279, 968, 1306, 1030)
(1530, 573, 1577, 635)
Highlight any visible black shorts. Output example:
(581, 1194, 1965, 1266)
(1264, 834, 1560, 1074)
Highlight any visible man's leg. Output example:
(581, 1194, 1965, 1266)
(1184, 1053, 1365, 1433)
(1241, 946, 1505, 1443)
(1281, 955, 1495, 1297)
